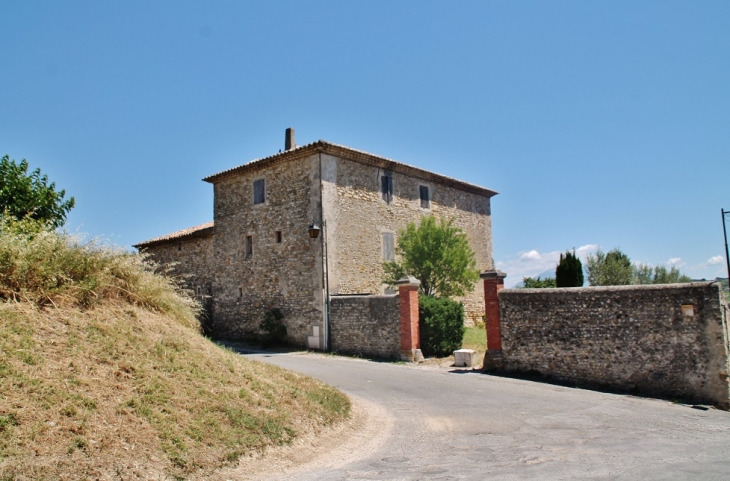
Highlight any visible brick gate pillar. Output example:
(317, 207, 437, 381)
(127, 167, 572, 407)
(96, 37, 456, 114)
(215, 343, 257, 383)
(397, 276, 424, 362)
(481, 270, 506, 370)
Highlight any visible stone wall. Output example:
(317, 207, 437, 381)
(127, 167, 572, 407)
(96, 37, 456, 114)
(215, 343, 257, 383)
(322, 153, 493, 325)
(141, 232, 215, 302)
(137, 141, 497, 348)
(208, 153, 325, 345)
(329, 295, 401, 359)
(497, 282, 730, 407)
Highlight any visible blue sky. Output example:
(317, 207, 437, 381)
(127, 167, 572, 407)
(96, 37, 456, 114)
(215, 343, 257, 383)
(2, 1, 728, 286)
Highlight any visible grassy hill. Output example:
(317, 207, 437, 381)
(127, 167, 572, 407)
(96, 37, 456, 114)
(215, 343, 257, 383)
(0, 220, 350, 479)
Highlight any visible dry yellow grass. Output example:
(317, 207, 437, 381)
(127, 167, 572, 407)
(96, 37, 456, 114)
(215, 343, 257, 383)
(0, 302, 350, 479)
(0, 221, 350, 478)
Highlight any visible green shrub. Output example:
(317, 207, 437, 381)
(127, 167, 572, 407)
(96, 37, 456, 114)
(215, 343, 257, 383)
(260, 308, 286, 346)
(419, 295, 465, 357)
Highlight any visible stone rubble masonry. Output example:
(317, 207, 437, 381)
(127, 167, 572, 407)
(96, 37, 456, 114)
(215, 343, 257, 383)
(322, 152, 493, 325)
(208, 153, 323, 344)
(136, 227, 216, 304)
(494, 282, 730, 408)
(328, 276, 423, 361)
(329, 295, 400, 359)
(136, 140, 497, 348)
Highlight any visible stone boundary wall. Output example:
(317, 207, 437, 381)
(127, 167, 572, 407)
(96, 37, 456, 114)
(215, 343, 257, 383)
(497, 282, 730, 407)
(330, 295, 401, 359)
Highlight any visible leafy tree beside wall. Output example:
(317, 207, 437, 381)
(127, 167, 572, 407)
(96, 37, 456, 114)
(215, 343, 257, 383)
(586, 248, 692, 286)
(0, 155, 75, 228)
(383, 216, 479, 297)
(585, 248, 634, 286)
(522, 277, 557, 288)
(633, 264, 692, 284)
(383, 216, 479, 357)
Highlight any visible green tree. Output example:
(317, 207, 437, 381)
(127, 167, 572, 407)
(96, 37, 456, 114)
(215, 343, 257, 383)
(0, 155, 75, 228)
(633, 264, 654, 285)
(585, 248, 633, 286)
(383, 216, 479, 297)
(555, 249, 584, 287)
(522, 276, 556, 288)
(634, 264, 692, 284)
(587, 247, 693, 286)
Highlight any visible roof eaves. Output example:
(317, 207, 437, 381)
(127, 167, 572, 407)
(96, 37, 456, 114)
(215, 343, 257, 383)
(134, 221, 215, 249)
(202, 140, 498, 197)
(319, 142, 499, 197)
(202, 141, 325, 183)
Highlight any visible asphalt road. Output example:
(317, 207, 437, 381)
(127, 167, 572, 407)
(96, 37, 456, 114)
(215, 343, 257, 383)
(243, 352, 730, 480)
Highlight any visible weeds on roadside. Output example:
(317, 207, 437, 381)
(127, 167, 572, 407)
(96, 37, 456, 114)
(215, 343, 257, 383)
(0, 216, 352, 478)
(0, 217, 200, 328)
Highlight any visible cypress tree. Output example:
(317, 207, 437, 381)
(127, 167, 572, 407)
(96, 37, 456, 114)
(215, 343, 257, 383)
(556, 250, 584, 287)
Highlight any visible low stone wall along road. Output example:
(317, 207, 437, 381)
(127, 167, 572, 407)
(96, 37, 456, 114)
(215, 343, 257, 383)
(241, 351, 730, 480)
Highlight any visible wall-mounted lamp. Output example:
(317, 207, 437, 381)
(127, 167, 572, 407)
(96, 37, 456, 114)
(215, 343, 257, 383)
(308, 222, 321, 239)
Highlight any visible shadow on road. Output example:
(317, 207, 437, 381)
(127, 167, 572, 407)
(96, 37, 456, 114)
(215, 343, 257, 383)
(449, 368, 717, 410)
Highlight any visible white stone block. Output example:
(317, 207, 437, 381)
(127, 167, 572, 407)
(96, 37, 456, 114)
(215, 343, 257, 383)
(307, 325, 320, 349)
(454, 349, 479, 368)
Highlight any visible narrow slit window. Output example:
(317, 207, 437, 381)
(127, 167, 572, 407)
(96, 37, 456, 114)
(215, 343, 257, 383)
(253, 179, 265, 205)
(275, 231, 282, 244)
(381, 173, 393, 203)
(420, 185, 430, 209)
(382, 232, 395, 261)
(245, 235, 253, 257)
(238, 287, 243, 298)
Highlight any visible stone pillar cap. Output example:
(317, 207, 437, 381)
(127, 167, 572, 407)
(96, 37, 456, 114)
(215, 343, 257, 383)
(480, 269, 507, 280)
(396, 276, 421, 286)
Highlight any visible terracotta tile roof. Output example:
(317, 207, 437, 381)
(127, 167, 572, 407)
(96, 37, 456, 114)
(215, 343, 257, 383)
(134, 221, 214, 249)
(202, 140, 498, 198)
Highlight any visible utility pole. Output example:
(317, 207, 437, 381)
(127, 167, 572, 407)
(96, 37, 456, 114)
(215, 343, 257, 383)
(722, 209, 730, 283)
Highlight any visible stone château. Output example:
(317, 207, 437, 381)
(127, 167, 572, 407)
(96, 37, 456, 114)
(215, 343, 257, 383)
(135, 129, 498, 349)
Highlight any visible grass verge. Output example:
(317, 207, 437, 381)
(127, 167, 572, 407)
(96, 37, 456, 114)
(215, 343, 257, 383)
(0, 303, 350, 479)
(0, 221, 350, 479)
(462, 326, 487, 357)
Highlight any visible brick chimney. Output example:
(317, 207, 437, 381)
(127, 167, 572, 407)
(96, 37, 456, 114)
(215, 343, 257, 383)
(285, 127, 296, 151)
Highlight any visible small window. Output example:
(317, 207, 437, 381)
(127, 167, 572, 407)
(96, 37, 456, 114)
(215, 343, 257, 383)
(382, 232, 395, 261)
(420, 185, 430, 209)
(177, 243, 182, 251)
(245, 235, 253, 257)
(253, 179, 265, 205)
(381, 173, 393, 203)
(275, 231, 282, 244)
(238, 287, 243, 298)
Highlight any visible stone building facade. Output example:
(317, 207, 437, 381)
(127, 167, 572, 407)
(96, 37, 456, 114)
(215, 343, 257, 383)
(135, 132, 497, 348)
